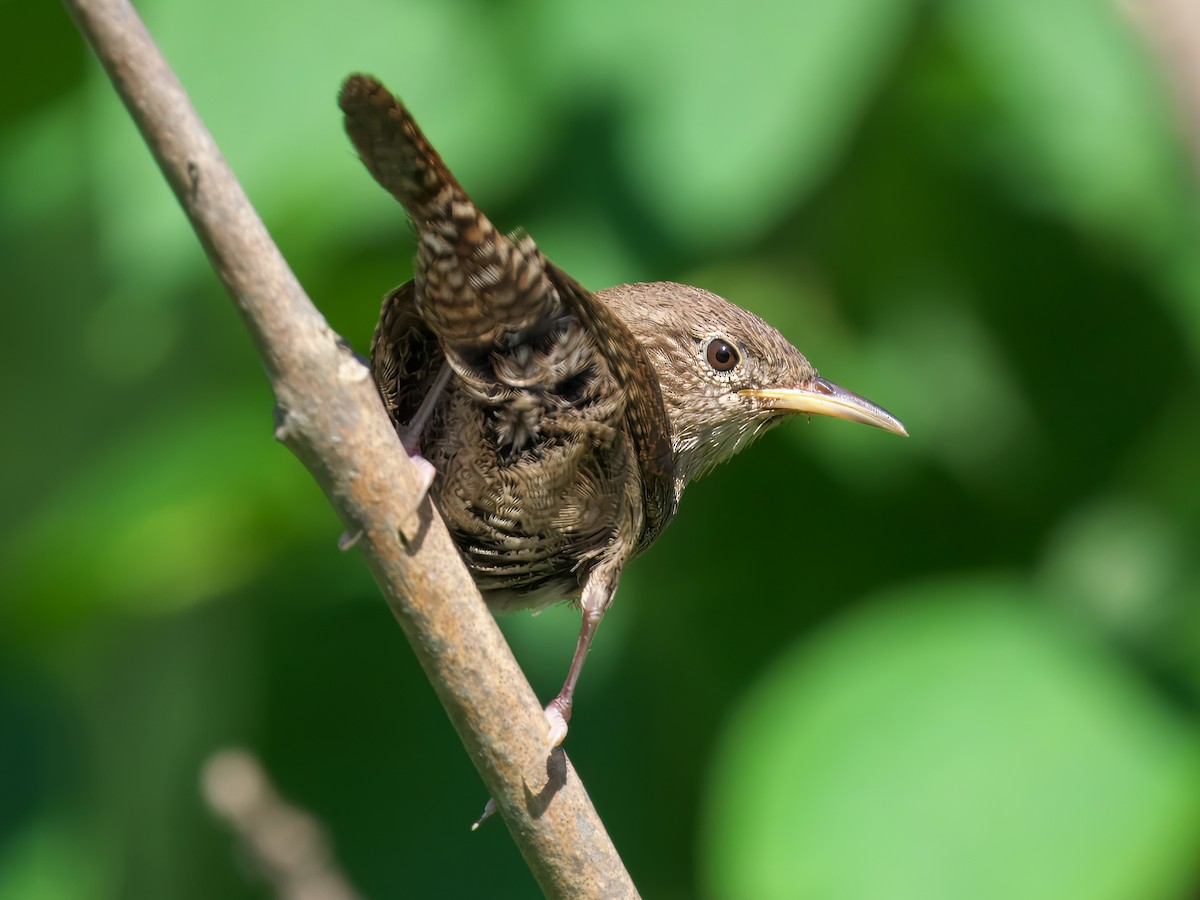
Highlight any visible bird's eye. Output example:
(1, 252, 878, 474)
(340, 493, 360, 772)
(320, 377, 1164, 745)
(706, 338, 739, 372)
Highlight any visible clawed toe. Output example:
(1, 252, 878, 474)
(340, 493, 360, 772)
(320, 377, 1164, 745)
(543, 699, 569, 749)
(470, 797, 496, 831)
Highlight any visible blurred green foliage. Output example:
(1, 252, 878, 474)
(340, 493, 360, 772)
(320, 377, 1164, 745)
(3, 0, 1200, 898)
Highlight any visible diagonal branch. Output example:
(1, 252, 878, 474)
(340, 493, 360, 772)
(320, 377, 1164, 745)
(61, 0, 637, 896)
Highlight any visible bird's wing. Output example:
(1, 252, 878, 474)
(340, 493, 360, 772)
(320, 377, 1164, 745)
(370, 280, 444, 430)
(542, 260, 678, 551)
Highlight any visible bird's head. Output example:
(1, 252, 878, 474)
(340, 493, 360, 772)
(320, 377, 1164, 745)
(598, 282, 907, 487)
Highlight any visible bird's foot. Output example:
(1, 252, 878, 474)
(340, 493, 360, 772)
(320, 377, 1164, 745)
(543, 698, 570, 748)
(470, 699, 570, 831)
(392, 447, 438, 547)
(406, 447, 437, 503)
(339, 450, 432, 550)
(469, 700, 568, 831)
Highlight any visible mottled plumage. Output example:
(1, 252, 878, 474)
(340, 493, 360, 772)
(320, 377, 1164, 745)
(339, 75, 905, 743)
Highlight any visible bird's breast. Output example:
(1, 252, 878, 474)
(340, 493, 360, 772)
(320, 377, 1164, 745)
(424, 386, 644, 607)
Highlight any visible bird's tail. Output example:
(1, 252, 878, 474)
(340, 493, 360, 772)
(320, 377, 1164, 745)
(339, 74, 465, 227)
(340, 74, 559, 360)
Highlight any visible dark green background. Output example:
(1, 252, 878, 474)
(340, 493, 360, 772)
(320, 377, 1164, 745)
(4, 1, 1200, 897)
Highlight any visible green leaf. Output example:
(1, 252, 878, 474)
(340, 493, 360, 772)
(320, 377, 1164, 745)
(614, 0, 923, 246)
(3, 396, 322, 633)
(943, 0, 1187, 244)
(702, 577, 1200, 900)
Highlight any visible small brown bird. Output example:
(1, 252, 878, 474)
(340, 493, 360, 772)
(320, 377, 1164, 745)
(339, 75, 906, 746)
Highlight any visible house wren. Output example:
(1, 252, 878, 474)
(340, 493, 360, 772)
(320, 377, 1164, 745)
(339, 75, 906, 747)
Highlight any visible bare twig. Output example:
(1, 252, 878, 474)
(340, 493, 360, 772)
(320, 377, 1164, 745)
(203, 748, 363, 900)
(62, 0, 637, 896)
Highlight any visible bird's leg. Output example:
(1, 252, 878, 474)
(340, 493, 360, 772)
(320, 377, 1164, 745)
(398, 359, 453, 499)
(470, 574, 616, 831)
(340, 358, 451, 551)
(544, 572, 617, 747)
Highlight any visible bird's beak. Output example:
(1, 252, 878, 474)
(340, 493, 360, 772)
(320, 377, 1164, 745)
(739, 377, 908, 436)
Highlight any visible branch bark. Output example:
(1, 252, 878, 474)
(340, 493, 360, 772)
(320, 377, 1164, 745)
(62, 0, 637, 896)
